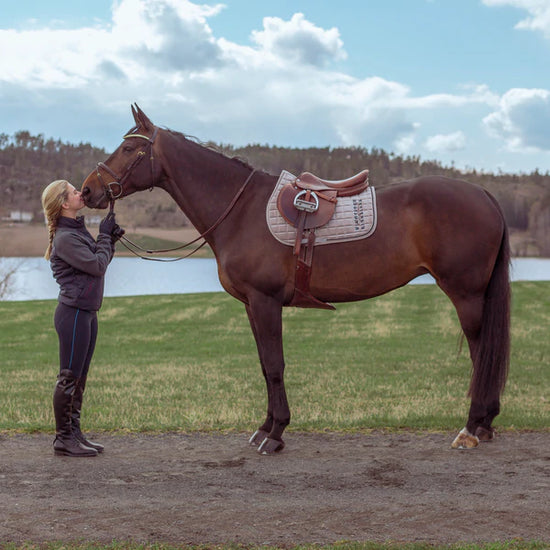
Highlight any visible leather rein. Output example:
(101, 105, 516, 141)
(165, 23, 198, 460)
(95, 127, 256, 262)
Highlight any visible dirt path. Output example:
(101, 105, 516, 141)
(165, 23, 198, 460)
(1, 432, 549, 546)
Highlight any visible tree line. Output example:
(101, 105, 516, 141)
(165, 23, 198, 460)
(1, 130, 549, 256)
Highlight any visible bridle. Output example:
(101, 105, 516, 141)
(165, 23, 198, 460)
(95, 125, 159, 206)
(93, 125, 257, 261)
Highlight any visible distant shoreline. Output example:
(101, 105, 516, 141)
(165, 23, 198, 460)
(0, 222, 546, 259)
(0, 223, 200, 257)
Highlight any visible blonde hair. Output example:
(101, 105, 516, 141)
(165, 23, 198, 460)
(41, 180, 69, 260)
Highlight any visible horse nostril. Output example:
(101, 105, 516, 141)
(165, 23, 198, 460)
(82, 186, 90, 197)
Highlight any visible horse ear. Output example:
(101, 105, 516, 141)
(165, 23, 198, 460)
(131, 104, 139, 125)
(134, 104, 154, 131)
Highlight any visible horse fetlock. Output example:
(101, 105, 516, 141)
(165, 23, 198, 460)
(451, 427, 480, 449)
(475, 426, 496, 441)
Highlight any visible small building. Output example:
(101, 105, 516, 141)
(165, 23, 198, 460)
(9, 211, 33, 223)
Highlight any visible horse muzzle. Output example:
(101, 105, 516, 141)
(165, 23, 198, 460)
(81, 185, 110, 209)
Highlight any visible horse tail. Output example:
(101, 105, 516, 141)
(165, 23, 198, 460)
(468, 200, 511, 403)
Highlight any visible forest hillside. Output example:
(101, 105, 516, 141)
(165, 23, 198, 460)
(1, 130, 549, 256)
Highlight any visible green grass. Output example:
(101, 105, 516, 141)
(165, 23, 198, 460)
(0, 282, 548, 434)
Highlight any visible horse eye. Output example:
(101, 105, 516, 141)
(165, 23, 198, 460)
(122, 144, 134, 153)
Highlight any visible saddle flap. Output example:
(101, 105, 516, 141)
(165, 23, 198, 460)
(277, 184, 337, 229)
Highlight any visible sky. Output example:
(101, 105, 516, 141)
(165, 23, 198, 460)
(1, 0, 550, 174)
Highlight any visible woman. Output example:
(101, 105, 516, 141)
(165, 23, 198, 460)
(41, 179, 123, 457)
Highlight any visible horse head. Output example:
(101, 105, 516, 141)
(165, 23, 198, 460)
(81, 104, 160, 209)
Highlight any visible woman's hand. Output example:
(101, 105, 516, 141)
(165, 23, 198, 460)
(99, 212, 117, 235)
(111, 224, 125, 242)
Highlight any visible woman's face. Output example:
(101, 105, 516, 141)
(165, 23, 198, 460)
(62, 183, 85, 216)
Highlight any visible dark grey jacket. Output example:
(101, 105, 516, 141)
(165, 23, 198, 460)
(50, 216, 114, 311)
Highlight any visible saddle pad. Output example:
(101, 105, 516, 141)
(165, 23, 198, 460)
(266, 170, 377, 246)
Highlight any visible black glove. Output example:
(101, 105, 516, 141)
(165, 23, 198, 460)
(111, 224, 125, 242)
(99, 212, 117, 235)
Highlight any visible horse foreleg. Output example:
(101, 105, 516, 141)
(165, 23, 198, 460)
(245, 297, 289, 454)
(245, 303, 273, 446)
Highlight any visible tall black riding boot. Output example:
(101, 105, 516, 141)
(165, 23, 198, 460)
(71, 377, 104, 453)
(53, 369, 97, 457)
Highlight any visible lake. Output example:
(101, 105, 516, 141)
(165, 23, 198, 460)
(1, 257, 549, 302)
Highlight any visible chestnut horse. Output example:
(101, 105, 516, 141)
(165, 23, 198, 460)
(82, 105, 510, 453)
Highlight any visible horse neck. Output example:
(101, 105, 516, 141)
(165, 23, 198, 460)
(156, 131, 253, 236)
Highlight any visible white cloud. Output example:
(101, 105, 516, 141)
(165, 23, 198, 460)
(0, 27, 109, 86)
(111, 0, 225, 71)
(396, 85, 500, 111)
(251, 13, 346, 67)
(483, 88, 550, 151)
(1, 0, 547, 174)
(1, 0, 486, 151)
(482, 0, 550, 39)
(394, 133, 418, 155)
(425, 131, 466, 153)
(0, 0, 226, 87)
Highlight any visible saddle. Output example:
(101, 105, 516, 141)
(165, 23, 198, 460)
(296, 170, 370, 195)
(276, 170, 370, 310)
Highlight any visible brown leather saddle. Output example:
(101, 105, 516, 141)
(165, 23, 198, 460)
(276, 170, 370, 310)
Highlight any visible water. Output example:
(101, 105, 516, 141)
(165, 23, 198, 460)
(1, 257, 549, 302)
(0, 257, 223, 301)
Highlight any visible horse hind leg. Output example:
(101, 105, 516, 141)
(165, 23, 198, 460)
(446, 293, 502, 449)
(453, 215, 511, 449)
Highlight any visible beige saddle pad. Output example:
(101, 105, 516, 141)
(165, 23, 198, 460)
(266, 170, 377, 246)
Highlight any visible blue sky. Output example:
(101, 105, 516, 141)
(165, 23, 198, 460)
(1, 0, 550, 174)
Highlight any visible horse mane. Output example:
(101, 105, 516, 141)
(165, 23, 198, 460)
(162, 127, 256, 171)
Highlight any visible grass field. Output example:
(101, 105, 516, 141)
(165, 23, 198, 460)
(0, 281, 548, 434)
(1, 283, 548, 550)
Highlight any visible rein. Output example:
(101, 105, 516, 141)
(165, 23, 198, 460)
(111, 166, 257, 262)
(116, 232, 209, 262)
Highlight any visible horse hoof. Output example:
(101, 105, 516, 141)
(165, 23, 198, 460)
(249, 430, 270, 447)
(257, 437, 285, 455)
(475, 426, 496, 442)
(451, 427, 479, 449)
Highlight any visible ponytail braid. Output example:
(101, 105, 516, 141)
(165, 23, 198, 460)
(41, 180, 69, 260)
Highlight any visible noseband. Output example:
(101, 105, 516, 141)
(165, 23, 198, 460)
(96, 126, 159, 203)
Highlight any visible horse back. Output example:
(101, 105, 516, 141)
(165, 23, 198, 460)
(375, 176, 504, 239)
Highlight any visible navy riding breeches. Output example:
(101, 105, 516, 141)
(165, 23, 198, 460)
(54, 303, 98, 379)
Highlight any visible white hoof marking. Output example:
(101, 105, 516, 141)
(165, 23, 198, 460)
(451, 427, 480, 449)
